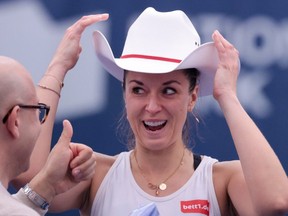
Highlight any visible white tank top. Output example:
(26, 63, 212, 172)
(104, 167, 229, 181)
(91, 151, 221, 216)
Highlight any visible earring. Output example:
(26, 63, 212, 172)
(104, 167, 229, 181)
(192, 112, 200, 123)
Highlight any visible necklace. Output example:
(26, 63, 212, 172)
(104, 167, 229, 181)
(133, 148, 185, 196)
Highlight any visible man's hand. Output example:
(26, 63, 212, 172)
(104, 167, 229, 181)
(29, 120, 95, 202)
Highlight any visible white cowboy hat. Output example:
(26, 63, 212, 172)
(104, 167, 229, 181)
(93, 7, 219, 97)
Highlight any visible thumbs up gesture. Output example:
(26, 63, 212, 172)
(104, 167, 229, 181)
(28, 120, 96, 202)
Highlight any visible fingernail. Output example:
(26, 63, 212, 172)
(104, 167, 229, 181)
(100, 13, 109, 19)
(73, 169, 80, 177)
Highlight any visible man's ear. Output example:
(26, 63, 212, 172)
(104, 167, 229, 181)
(6, 106, 20, 138)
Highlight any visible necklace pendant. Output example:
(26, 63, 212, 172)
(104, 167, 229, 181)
(156, 189, 159, 196)
(159, 183, 167, 191)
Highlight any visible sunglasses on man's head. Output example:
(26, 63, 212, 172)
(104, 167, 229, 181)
(2, 103, 50, 124)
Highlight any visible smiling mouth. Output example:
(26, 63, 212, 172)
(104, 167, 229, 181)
(143, 120, 167, 131)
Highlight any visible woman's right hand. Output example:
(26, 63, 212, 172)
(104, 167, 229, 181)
(47, 14, 109, 77)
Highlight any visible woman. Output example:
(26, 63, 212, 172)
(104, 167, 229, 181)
(14, 7, 288, 216)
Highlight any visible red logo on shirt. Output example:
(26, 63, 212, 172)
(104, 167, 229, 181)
(180, 200, 209, 215)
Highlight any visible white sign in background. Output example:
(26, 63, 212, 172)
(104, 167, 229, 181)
(0, 0, 109, 120)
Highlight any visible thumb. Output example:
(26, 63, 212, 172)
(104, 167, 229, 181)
(57, 119, 73, 147)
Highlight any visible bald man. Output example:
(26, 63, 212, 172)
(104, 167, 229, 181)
(0, 56, 95, 215)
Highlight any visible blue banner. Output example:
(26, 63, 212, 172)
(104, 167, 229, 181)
(1, 0, 288, 215)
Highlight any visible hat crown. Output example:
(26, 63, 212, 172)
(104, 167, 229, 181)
(122, 7, 201, 61)
(93, 7, 219, 97)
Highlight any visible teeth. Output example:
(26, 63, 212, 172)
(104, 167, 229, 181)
(144, 121, 166, 126)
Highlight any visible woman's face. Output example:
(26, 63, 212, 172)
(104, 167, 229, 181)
(124, 70, 198, 151)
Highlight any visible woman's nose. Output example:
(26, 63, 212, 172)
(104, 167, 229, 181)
(145, 94, 162, 113)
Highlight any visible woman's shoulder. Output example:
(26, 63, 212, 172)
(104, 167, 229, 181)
(93, 151, 130, 167)
(94, 151, 117, 167)
(213, 160, 242, 184)
(213, 160, 241, 174)
(90, 151, 131, 192)
(84, 152, 119, 214)
(212, 160, 242, 214)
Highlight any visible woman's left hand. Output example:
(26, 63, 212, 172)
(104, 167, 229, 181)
(212, 30, 240, 102)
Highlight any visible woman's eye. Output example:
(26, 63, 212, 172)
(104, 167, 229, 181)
(163, 87, 176, 95)
(132, 87, 144, 94)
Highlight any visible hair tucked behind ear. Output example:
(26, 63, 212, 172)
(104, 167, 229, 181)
(182, 68, 200, 149)
(183, 68, 200, 93)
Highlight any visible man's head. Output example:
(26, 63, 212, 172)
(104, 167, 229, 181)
(0, 56, 41, 184)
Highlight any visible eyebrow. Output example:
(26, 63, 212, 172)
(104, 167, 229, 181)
(128, 79, 181, 86)
(128, 80, 143, 85)
(163, 80, 181, 85)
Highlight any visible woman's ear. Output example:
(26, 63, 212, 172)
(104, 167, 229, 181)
(6, 106, 20, 138)
(188, 85, 199, 112)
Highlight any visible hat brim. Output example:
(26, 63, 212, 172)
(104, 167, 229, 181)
(93, 31, 219, 97)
